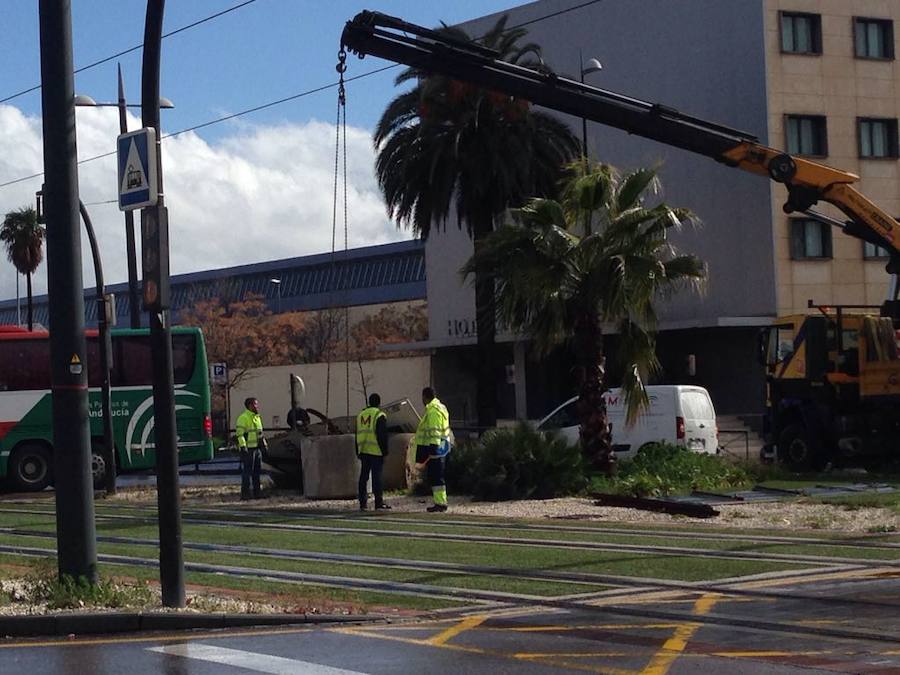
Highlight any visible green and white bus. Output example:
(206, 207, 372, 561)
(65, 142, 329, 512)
(0, 325, 213, 492)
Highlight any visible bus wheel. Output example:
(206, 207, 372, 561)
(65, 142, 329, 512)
(779, 425, 819, 472)
(8, 444, 53, 492)
(91, 448, 110, 491)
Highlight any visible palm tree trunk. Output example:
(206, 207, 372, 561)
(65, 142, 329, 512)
(574, 312, 614, 475)
(26, 271, 33, 331)
(473, 222, 497, 432)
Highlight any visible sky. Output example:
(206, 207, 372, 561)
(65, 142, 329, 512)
(0, 0, 522, 304)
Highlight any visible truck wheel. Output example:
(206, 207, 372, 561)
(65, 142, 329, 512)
(779, 425, 819, 472)
(8, 443, 53, 492)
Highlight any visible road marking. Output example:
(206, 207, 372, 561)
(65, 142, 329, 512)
(426, 614, 487, 645)
(148, 643, 369, 674)
(640, 593, 721, 675)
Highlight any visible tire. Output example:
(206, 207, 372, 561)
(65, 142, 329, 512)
(778, 424, 820, 472)
(8, 443, 53, 492)
(91, 444, 117, 491)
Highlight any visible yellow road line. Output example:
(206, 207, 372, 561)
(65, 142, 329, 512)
(494, 623, 683, 632)
(426, 614, 487, 646)
(639, 593, 721, 675)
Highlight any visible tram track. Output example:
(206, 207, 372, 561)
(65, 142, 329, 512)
(1, 541, 897, 647)
(1, 505, 896, 571)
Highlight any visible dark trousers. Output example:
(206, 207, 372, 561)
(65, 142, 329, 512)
(358, 453, 384, 507)
(241, 448, 261, 497)
(426, 455, 446, 488)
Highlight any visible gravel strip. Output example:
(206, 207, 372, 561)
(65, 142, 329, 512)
(109, 486, 900, 534)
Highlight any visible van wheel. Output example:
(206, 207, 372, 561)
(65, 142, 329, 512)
(8, 443, 53, 492)
(779, 425, 820, 472)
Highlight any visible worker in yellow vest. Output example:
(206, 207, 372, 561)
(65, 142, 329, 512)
(235, 397, 266, 500)
(356, 393, 390, 511)
(415, 387, 452, 512)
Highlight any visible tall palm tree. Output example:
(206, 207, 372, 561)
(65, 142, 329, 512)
(1, 206, 45, 331)
(462, 162, 706, 472)
(374, 15, 580, 430)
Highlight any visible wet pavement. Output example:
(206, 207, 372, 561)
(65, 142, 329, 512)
(3, 568, 900, 674)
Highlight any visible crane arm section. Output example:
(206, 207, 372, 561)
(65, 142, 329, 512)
(341, 10, 900, 292)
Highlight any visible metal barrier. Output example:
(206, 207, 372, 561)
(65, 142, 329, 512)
(717, 429, 751, 461)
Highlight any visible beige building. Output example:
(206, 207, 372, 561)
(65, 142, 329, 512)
(766, 0, 899, 314)
(421, 0, 900, 418)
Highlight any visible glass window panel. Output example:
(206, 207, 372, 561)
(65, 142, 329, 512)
(796, 17, 811, 52)
(872, 121, 888, 156)
(800, 118, 814, 154)
(869, 22, 883, 57)
(804, 221, 823, 257)
(787, 118, 799, 153)
(861, 121, 873, 156)
(856, 22, 867, 56)
(782, 15, 794, 51)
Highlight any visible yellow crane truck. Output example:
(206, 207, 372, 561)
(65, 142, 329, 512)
(340, 11, 900, 470)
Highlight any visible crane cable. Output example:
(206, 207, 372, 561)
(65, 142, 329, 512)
(325, 48, 351, 422)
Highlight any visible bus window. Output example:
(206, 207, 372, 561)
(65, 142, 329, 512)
(172, 335, 197, 384)
(0, 340, 50, 391)
(112, 334, 197, 385)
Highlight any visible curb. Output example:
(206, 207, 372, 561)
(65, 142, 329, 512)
(0, 612, 387, 638)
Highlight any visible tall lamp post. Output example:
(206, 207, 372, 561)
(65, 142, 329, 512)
(579, 53, 603, 159)
(74, 67, 173, 329)
(270, 278, 282, 314)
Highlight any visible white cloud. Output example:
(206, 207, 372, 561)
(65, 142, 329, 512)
(0, 104, 402, 303)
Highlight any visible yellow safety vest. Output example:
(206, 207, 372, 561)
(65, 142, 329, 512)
(356, 406, 386, 456)
(235, 409, 263, 450)
(415, 398, 450, 447)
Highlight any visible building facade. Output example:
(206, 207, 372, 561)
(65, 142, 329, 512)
(420, 0, 900, 419)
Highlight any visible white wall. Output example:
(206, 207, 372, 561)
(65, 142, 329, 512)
(230, 355, 432, 429)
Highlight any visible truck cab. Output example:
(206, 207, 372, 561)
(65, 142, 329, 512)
(761, 310, 900, 470)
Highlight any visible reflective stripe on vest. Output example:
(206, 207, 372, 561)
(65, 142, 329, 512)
(356, 406, 385, 456)
(236, 410, 263, 449)
(415, 398, 450, 446)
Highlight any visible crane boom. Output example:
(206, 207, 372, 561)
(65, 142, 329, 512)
(341, 10, 900, 314)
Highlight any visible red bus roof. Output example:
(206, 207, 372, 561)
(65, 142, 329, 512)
(0, 325, 99, 340)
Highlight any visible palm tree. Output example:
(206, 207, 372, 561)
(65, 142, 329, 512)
(462, 162, 706, 472)
(1, 206, 45, 331)
(374, 16, 580, 430)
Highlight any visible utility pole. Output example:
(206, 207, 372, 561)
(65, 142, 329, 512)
(142, 0, 185, 608)
(38, 0, 97, 582)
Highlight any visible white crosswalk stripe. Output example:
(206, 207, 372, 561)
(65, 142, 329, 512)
(147, 643, 370, 674)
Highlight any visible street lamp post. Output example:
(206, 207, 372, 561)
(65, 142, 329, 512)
(74, 69, 173, 330)
(579, 52, 603, 159)
(270, 278, 282, 314)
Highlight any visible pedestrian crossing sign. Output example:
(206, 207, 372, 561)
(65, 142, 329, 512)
(117, 128, 158, 211)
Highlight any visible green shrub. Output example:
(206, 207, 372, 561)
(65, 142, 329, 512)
(22, 559, 155, 610)
(447, 423, 587, 501)
(593, 442, 753, 498)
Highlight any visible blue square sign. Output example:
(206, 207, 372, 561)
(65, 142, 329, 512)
(117, 128, 158, 211)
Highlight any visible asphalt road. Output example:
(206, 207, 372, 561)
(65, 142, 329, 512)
(3, 569, 900, 674)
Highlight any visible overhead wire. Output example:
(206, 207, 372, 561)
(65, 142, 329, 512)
(0, 0, 605, 192)
(0, 0, 260, 105)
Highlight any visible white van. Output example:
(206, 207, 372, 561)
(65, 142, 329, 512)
(536, 385, 719, 459)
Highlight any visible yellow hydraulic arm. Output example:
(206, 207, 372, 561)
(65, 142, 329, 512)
(341, 10, 900, 314)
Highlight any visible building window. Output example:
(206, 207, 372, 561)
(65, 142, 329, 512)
(786, 115, 827, 156)
(790, 218, 832, 259)
(781, 12, 822, 54)
(864, 241, 891, 258)
(858, 118, 899, 158)
(854, 18, 894, 59)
